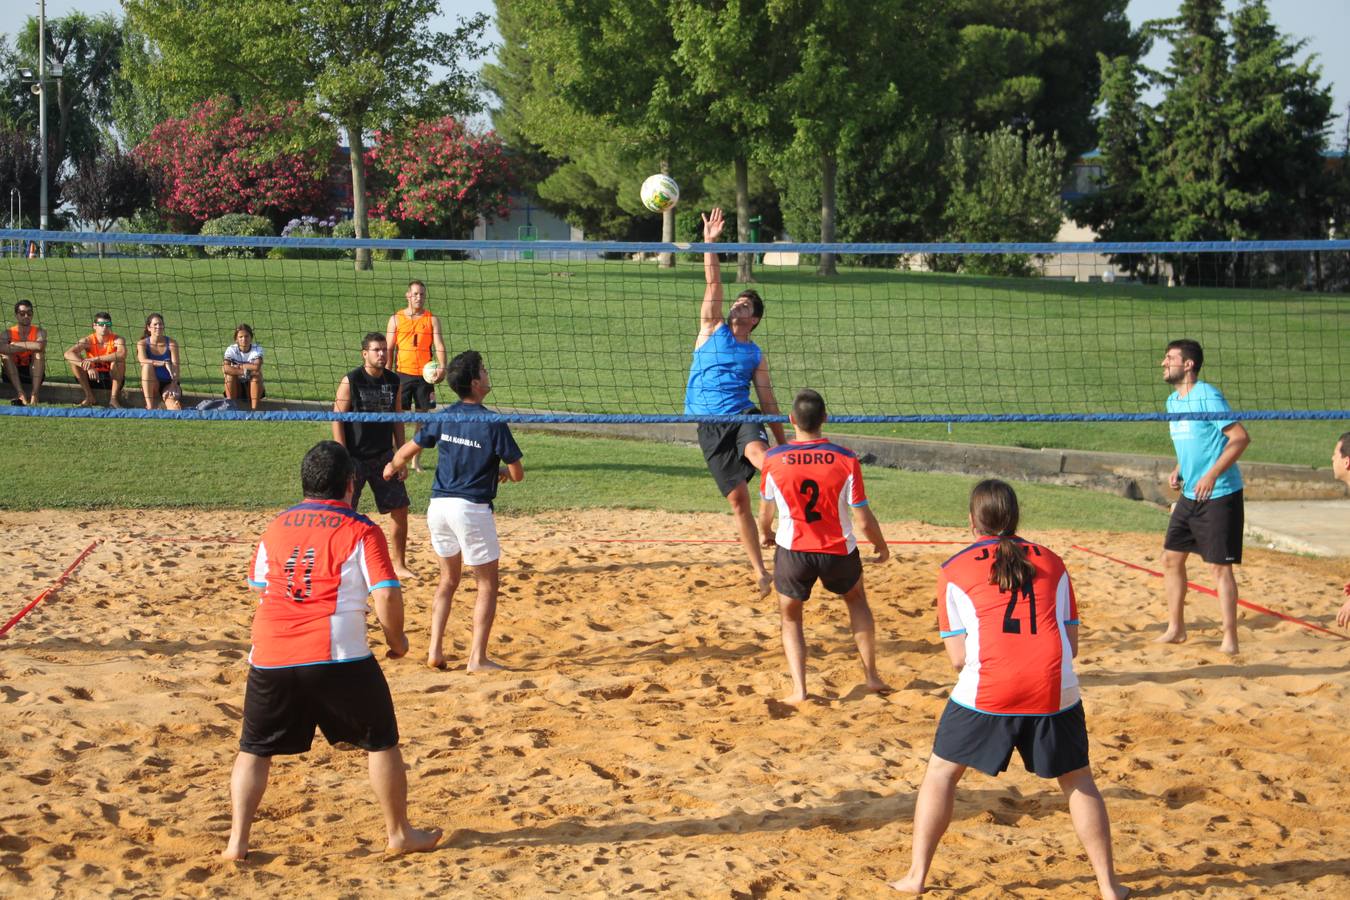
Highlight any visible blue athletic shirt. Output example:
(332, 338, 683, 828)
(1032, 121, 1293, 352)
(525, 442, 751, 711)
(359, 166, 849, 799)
(414, 401, 523, 505)
(684, 323, 763, 415)
(1167, 380, 1243, 500)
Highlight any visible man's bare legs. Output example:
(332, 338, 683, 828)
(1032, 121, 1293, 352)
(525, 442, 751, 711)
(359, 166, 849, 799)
(890, 754, 965, 894)
(841, 579, 887, 692)
(466, 559, 503, 672)
(29, 353, 43, 404)
(1, 355, 25, 404)
(1157, 549, 1189, 644)
(369, 747, 442, 854)
(727, 482, 772, 598)
(427, 554, 503, 671)
(1211, 563, 1239, 654)
(71, 362, 98, 406)
(222, 751, 271, 860)
(389, 506, 412, 580)
(427, 552, 462, 669)
(1059, 767, 1129, 900)
(778, 594, 808, 704)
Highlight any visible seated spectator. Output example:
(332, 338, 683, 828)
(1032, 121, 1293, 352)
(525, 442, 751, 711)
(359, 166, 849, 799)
(222, 323, 264, 410)
(1, 299, 46, 406)
(64, 312, 126, 407)
(136, 313, 183, 411)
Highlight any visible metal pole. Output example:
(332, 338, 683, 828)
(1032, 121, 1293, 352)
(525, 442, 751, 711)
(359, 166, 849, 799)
(38, 0, 48, 258)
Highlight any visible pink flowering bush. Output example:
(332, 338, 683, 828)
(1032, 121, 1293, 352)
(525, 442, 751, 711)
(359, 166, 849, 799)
(136, 97, 339, 231)
(366, 117, 515, 238)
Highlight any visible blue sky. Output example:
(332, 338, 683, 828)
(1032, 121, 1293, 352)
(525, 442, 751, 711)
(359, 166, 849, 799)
(13, 0, 1350, 135)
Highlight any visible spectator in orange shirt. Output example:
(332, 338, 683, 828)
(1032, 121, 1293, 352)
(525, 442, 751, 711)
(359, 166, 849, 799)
(64, 312, 126, 407)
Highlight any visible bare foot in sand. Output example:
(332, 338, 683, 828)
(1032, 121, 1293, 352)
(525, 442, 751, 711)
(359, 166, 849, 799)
(888, 873, 924, 893)
(866, 677, 891, 694)
(221, 841, 249, 862)
(426, 657, 448, 671)
(1153, 628, 1187, 644)
(386, 826, 442, 855)
(466, 658, 505, 673)
(757, 573, 772, 599)
(781, 690, 808, 705)
(1219, 638, 1239, 655)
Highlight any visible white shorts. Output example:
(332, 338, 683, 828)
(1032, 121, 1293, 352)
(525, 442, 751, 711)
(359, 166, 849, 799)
(426, 497, 500, 565)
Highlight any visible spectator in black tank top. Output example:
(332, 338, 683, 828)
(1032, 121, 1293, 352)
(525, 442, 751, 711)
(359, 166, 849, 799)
(333, 333, 413, 579)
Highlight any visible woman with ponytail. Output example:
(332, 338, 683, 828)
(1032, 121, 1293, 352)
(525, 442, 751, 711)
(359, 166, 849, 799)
(891, 480, 1126, 899)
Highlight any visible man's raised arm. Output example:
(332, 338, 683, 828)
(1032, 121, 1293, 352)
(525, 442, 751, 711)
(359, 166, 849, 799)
(699, 208, 727, 339)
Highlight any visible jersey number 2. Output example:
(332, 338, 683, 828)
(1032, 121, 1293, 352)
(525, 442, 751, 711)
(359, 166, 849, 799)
(799, 479, 823, 523)
(285, 546, 317, 602)
(1001, 584, 1038, 634)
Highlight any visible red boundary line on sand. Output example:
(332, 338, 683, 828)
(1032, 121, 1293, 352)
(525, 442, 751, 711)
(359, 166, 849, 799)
(1070, 545, 1347, 641)
(1, 539, 104, 637)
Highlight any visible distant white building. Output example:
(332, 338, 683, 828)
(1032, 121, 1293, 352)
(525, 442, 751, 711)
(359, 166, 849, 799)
(472, 192, 594, 261)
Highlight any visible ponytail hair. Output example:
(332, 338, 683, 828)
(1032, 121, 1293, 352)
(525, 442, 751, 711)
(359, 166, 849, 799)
(969, 479, 1035, 594)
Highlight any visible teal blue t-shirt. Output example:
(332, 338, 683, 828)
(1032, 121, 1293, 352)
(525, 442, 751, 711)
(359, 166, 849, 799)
(684, 323, 762, 415)
(1166, 381, 1243, 500)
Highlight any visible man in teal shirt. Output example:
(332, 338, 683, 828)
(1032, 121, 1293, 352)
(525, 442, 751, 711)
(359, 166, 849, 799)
(1159, 339, 1250, 654)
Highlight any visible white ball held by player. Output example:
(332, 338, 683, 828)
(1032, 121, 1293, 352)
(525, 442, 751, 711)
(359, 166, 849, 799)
(422, 360, 440, 384)
(640, 174, 679, 213)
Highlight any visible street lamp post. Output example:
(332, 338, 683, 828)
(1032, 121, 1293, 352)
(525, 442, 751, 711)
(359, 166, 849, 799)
(18, 1, 54, 257)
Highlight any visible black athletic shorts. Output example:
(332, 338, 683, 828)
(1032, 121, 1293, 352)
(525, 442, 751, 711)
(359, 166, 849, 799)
(1164, 490, 1243, 565)
(1, 363, 31, 384)
(398, 372, 436, 411)
(90, 369, 113, 390)
(352, 450, 411, 514)
(774, 546, 863, 601)
(932, 700, 1090, 779)
(239, 655, 399, 757)
(697, 408, 769, 496)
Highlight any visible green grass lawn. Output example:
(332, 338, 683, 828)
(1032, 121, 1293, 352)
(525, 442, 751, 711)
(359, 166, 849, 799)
(3, 254, 1345, 467)
(0, 418, 1167, 532)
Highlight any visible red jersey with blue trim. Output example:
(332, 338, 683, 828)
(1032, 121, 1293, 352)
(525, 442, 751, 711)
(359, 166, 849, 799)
(760, 439, 868, 554)
(247, 498, 400, 668)
(936, 537, 1080, 715)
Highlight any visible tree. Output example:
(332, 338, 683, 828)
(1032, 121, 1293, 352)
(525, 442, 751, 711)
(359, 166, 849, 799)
(1073, 52, 1158, 254)
(125, 0, 489, 269)
(63, 147, 155, 254)
(135, 97, 338, 230)
(0, 126, 55, 226)
(3, 14, 125, 179)
(1224, 0, 1333, 240)
(367, 116, 515, 238)
(941, 125, 1065, 275)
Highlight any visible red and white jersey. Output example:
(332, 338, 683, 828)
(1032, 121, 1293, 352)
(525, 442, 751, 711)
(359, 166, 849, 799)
(760, 439, 868, 554)
(936, 537, 1080, 715)
(247, 498, 400, 668)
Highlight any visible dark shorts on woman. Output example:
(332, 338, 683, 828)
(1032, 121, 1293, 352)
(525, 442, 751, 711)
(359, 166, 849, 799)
(352, 449, 410, 514)
(1164, 490, 1243, 565)
(932, 700, 1089, 778)
(697, 407, 770, 496)
(239, 655, 399, 756)
(774, 546, 863, 601)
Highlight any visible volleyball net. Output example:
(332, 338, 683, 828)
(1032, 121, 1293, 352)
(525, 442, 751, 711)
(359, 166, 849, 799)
(1, 230, 1348, 424)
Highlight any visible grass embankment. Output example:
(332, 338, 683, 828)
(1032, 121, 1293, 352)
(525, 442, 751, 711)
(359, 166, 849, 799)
(3, 255, 1344, 467)
(0, 419, 1166, 532)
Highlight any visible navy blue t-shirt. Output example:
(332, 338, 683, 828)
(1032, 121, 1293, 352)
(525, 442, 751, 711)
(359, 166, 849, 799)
(414, 401, 523, 504)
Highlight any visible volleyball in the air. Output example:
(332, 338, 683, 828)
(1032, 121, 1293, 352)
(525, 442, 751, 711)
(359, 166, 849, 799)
(422, 360, 440, 384)
(640, 174, 679, 213)
(1102, 268, 1117, 284)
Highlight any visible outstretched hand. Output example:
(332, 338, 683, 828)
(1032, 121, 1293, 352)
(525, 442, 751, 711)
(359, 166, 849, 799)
(702, 207, 725, 242)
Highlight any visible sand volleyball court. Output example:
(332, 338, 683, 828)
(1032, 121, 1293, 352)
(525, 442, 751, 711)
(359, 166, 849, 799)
(2, 508, 1348, 897)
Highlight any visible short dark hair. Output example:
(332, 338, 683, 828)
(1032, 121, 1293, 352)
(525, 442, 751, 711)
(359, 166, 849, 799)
(408, 279, 426, 291)
(93, 310, 112, 323)
(1166, 339, 1204, 374)
(1337, 432, 1350, 456)
(301, 441, 354, 500)
(15, 300, 33, 314)
(737, 289, 764, 322)
(446, 349, 484, 398)
(235, 323, 254, 339)
(362, 332, 386, 351)
(793, 388, 827, 433)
